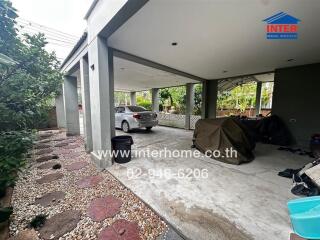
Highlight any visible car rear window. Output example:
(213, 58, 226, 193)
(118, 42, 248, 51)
(127, 106, 147, 112)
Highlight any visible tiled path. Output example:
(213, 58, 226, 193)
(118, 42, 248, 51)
(9, 130, 171, 240)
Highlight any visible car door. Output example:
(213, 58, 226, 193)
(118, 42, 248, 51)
(115, 107, 125, 128)
(115, 107, 121, 128)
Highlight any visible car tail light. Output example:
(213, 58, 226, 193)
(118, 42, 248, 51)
(133, 114, 141, 119)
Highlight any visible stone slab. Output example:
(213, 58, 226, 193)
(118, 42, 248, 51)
(65, 161, 88, 171)
(36, 155, 59, 163)
(36, 173, 63, 184)
(39, 210, 81, 240)
(37, 162, 60, 170)
(35, 191, 66, 207)
(98, 219, 140, 240)
(76, 175, 103, 189)
(87, 196, 122, 221)
(35, 149, 53, 156)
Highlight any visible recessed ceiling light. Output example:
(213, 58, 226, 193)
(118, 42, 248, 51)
(171, 42, 178, 46)
(287, 59, 294, 62)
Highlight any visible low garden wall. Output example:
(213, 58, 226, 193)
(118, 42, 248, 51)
(158, 113, 201, 130)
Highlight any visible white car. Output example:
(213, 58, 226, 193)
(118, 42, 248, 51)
(115, 106, 158, 132)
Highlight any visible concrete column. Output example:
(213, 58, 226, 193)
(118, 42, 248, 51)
(152, 88, 159, 112)
(255, 81, 262, 116)
(80, 57, 93, 152)
(55, 86, 66, 128)
(63, 76, 80, 135)
(88, 36, 115, 169)
(185, 83, 195, 129)
(201, 80, 218, 119)
(130, 92, 136, 105)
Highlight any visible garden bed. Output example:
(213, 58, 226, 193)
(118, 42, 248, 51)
(9, 130, 168, 240)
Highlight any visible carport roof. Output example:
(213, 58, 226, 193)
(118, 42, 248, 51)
(218, 73, 274, 92)
(108, 0, 320, 80)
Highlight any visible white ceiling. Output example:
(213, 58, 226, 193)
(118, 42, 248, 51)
(109, 0, 320, 80)
(114, 57, 198, 91)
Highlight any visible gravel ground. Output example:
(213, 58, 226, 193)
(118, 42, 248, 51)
(9, 130, 167, 239)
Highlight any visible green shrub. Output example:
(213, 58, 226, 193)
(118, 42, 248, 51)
(0, 207, 13, 222)
(137, 97, 152, 110)
(0, 131, 33, 196)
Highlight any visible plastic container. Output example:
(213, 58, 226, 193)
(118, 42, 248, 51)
(288, 196, 320, 239)
(111, 136, 134, 164)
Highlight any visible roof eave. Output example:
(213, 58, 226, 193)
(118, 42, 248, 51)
(84, 0, 99, 20)
(60, 32, 88, 70)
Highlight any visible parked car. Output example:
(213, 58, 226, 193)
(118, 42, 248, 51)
(115, 105, 158, 132)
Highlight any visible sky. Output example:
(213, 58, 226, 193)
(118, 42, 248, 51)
(11, 0, 93, 61)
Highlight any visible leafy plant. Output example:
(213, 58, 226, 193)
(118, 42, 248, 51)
(29, 214, 47, 229)
(0, 207, 13, 222)
(0, 131, 33, 194)
(0, 0, 62, 199)
(136, 94, 152, 110)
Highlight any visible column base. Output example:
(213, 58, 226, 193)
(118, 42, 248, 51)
(90, 151, 113, 170)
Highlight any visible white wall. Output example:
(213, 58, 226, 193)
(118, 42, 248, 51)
(87, 0, 128, 42)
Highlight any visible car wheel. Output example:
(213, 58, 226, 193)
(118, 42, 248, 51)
(122, 121, 130, 133)
(146, 127, 152, 131)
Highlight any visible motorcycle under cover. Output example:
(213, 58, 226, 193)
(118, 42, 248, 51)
(193, 117, 255, 165)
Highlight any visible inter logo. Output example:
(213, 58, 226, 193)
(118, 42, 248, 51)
(263, 12, 300, 40)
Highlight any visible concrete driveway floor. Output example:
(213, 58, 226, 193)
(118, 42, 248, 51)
(109, 126, 311, 240)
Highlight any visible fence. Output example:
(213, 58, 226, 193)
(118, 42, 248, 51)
(217, 108, 271, 117)
(158, 109, 271, 130)
(157, 113, 201, 130)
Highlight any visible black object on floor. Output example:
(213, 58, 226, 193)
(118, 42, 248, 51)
(277, 147, 315, 158)
(111, 135, 134, 163)
(278, 168, 301, 178)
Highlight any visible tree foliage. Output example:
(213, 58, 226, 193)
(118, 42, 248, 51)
(0, 1, 63, 200)
(0, 0, 62, 130)
(217, 82, 273, 113)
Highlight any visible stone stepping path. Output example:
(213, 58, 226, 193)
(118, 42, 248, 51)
(98, 219, 140, 240)
(36, 155, 59, 163)
(65, 161, 88, 171)
(35, 191, 66, 207)
(76, 175, 104, 189)
(39, 210, 81, 240)
(34, 144, 51, 149)
(53, 138, 67, 142)
(64, 144, 78, 149)
(36, 173, 63, 184)
(64, 152, 82, 158)
(87, 196, 122, 221)
(35, 149, 53, 155)
(54, 149, 72, 155)
(37, 139, 51, 144)
(37, 161, 60, 169)
(38, 133, 54, 139)
(54, 142, 69, 147)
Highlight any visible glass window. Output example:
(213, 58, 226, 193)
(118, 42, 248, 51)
(127, 106, 147, 112)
